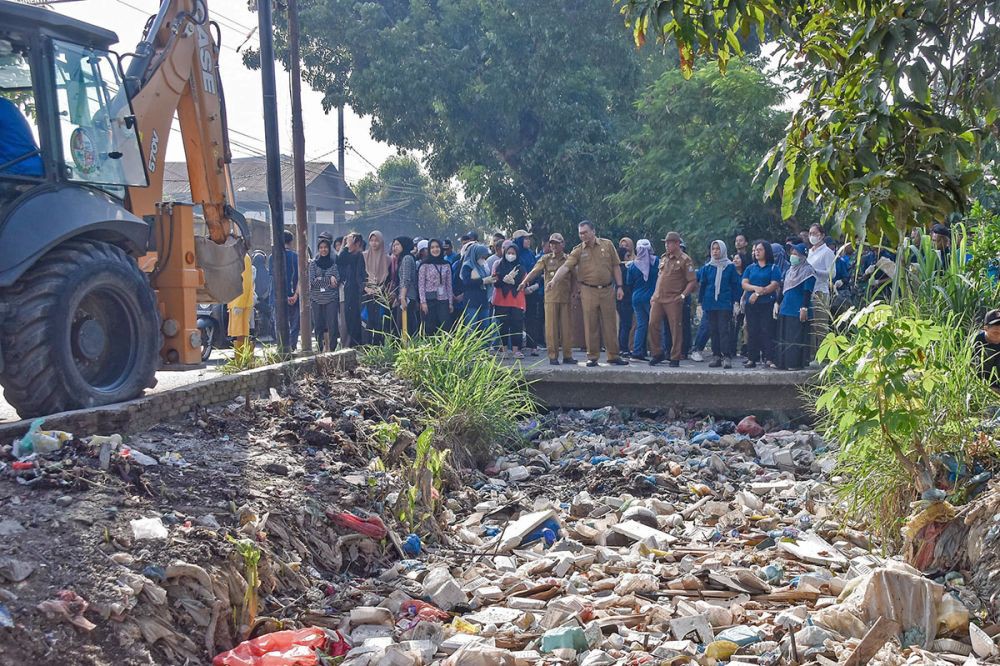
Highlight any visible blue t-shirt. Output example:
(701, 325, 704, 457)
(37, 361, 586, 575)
(0, 98, 43, 177)
(779, 276, 815, 317)
(626, 257, 658, 306)
(698, 263, 741, 311)
(460, 263, 489, 310)
(741, 263, 782, 304)
(269, 249, 299, 298)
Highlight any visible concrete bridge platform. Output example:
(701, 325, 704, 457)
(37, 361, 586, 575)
(516, 355, 816, 422)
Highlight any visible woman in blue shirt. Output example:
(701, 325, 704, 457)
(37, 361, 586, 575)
(460, 243, 495, 333)
(698, 240, 741, 368)
(741, 241, 782, 368)
(626, 239, 658, 360)
(776, 243, 817, 370)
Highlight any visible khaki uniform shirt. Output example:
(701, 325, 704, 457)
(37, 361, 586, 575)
(564, 238, 618, 288)
(525, 252, 573, 303)
(652, 251, 697, 303)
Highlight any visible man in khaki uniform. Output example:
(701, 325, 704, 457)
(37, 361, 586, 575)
(520, 233, 577, 365)
(550, 221, 628, 367)
(649, 231, 698, 367)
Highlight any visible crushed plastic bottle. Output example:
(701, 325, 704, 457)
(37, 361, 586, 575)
(13, 419, 72, 458)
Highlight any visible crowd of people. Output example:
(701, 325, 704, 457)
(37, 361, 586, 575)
(238, 219, 964, 372)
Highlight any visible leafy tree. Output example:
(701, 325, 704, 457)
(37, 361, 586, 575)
(618, 0, 998, 245)
(609, 59, 806, 256)
(351, 154, 476, 239)
(248, 0, 650, 237)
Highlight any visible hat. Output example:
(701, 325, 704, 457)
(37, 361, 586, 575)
(789, 242, 808, 256)
(460, 230, 479, 241)
(931, 223, 951, 238)
(986, 309, 1000, 326)
(548, 232, 565, 244)
(664, 231, 682, 243)
(512, 229, 532, 240)
(416, 240, 429, 251)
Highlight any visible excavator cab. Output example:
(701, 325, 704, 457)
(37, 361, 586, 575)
(0, 0, 246, 419)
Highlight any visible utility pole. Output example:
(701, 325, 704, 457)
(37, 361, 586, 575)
(335, 104, 345, 226)
(258, 0, 289, 354)
(288, 0, 312, 352)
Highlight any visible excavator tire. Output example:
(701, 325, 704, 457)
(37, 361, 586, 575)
(0, 239, 160, 418)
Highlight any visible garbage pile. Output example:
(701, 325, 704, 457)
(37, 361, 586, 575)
(0, 369, 997, 666)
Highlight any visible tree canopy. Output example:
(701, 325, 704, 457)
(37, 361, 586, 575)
(252, 0, 651, 235)
(351, 154, 475, 240)
(609, 59, 804, 256)
(618, 0, 999, 244)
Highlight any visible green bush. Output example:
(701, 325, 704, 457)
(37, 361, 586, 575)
(813, 302, 994, 543)
(394, 319, 535, 468)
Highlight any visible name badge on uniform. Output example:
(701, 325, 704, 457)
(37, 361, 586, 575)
(582, 252, 590, 259)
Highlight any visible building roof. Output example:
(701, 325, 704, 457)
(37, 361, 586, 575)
(163, 156, 357, 212)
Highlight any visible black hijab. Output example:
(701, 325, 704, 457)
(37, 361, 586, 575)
(315, 238, 334, 269)
(394, 236, 415, 258)
(494, 240, 525, 297)
(424, 239, 449, 265)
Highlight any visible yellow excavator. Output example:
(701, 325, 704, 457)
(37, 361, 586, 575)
(0, 0, 248, 418)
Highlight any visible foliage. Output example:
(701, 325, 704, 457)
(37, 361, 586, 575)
(220, 343, 283, 374)
(813, 302, 993, 542)
(618, 0, 997, 245)
(351, 155, 479, 240)
(249, 0, 652, 235)
(393, 427, 449, 537)
(610, 59, 810, 254)
(965, 201, 1000, 287)
(369, 421, 402, 457)
(226, 536, 261, 633)
(394, 319, 535, 467)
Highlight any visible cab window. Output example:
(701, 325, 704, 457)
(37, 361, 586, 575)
(0, 37, 44, 179)
(51, 39, 146, 194)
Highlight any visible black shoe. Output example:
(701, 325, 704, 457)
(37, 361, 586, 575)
(563, 358, 578, 365)
(668, 360, 680, 368)
(609, 358, 629, 366)
(586, 360, 599, 367)
(708, 358, 722, 368)
(549, 359, 560, 365)
(649, 354, 666, 366)
(632, 354, 649, 361)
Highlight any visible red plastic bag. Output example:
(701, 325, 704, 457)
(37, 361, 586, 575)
(326, 510, 388, 540)
(399, 598, 450, 622)
(212, 627, 347, 666)
(737, 415, 765, 438)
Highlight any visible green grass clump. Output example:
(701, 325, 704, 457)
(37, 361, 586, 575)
(394, 319, 535, 467)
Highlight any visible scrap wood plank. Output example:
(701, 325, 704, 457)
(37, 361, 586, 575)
(750, 590, 821, 604)
(843, 617, 901, 666)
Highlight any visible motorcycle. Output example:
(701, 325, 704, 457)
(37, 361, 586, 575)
(196, 303, 229, 362)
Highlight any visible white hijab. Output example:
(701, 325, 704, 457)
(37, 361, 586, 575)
(709, 239, 733, 299)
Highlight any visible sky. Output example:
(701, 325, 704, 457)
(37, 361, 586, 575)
(51, 0, 396, 185)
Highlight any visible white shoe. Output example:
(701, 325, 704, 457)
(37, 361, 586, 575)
(690, 351, 704, 362)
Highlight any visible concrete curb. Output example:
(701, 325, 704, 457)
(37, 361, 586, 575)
(0, 349, 357, 442)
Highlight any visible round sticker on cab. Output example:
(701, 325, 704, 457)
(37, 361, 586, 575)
(70, 127, 98, 175)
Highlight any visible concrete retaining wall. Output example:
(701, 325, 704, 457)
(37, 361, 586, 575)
(523, 365, 815, 422)
(0, 349, 357, 442)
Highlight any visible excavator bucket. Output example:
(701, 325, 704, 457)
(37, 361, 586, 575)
(195, 235, 247, 303)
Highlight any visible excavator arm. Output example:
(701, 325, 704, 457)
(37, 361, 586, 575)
(119, 0, 248, 364)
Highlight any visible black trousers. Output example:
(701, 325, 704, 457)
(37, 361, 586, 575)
(311, 300, 339, 351)
(707, 309, 735, 359)
(495, 305, 525, 350)
(745, 300, 776, 362)
(343, 293, 363, 347)
(524, 292, 544, 349)
(421, 299, 450, 336)
(363, 294, 389, 345)
(777, 314, 809, 369)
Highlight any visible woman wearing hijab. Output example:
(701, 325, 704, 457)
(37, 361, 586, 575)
(513, 232, 542, 356)
(390, 236, 419, 338)
(626, 239, 658, 360)
(492, 240, 527, 359)
(615, 245, 635, 357)
(417, 239, 454, 335)
(460, 243, 495, 332)
(776, 243, 817, 370)
(741, 241, 782, 368)
(697, 240, 741, 368)
(771, 243, 791, 277)
(618, 237, 635, 262)
(362, 230, 391, 345)
(309, 234, 340, 351)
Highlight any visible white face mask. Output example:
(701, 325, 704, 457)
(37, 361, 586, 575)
(809, 234, 822, 245)
(505, 253, 517, 262)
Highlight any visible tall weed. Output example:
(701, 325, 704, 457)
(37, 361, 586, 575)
(395, 319, 535, 467)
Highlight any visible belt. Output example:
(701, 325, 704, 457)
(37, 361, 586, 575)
(581, 282, 614, 289)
